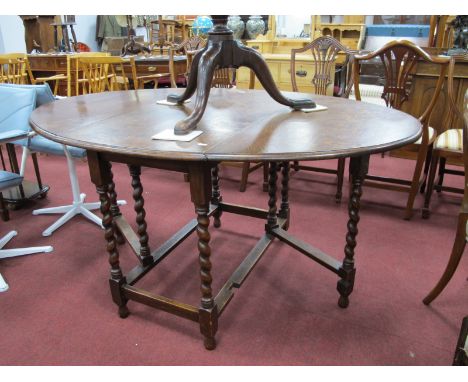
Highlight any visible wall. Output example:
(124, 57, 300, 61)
(0, 15, 27, 53)
(74, 15, 98, 51)
(0, 15, 98, 53)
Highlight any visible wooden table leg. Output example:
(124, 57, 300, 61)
(108, 165, 124, 245)
(128, 165, 152, 266)
(337, 155, 369, 308)
(278, 161, 290, 230)
(88, 151, 129, 318)
(211, 164, 222, 228)
(189, 163, 218, 350)
(266, 161, 279, 231)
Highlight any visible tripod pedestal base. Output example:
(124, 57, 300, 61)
(167, 19, 315, 135)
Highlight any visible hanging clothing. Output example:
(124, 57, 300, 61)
(96, 15, 125, 47)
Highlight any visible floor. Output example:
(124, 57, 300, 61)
(0, 151, 467, 365)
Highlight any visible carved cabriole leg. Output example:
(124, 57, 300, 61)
(211, 164, 222, 228)
(337, 155, 369, 308)
(128, 165, 152, 266)
(87, 152, 129, 318)
(167, 48, 204, 104)
(234, 42, 315, 110)
(108, 164, 124, 245)
(279, 161, 290, 230)
(189, 163, 218, 350)
(266, 162, 279, 232)
(172, 43, 222, 135)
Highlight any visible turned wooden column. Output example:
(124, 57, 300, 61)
(188, 163, 218, 350)
(87, 151, 129, 318)
(337, 155, 369, 308)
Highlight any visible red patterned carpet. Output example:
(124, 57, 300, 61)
(0, 151, 467, 365)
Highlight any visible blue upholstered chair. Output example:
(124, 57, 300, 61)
(0, 83, 125, 236)
(0, 87, 53, 292)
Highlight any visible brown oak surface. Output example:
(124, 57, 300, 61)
(30, 88, 422, 161)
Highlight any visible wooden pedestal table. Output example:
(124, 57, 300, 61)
(30, 88, 421, 350)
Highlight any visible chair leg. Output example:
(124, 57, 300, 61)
(423, 214, 467, 305)
(404, 145, 428, 220)
(0, 272, 8, 292)
(0, 230, 53, 293)
(420, 144, 433, 194)
(293, 160, 299, 171)
(32, 145, 126, 236)
(239, 162, 250, 192)
(335, 158, 346, 203)
(31, 153, 44, 190)
(422, 151, 440, 219)
(0, 192, 9, 222)
(435, 157, 446, 193)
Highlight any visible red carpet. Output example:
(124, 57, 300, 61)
(0, 151, 467, 365)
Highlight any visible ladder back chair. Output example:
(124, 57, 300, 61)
(74, 56, 133, 95)
(0, 53, 66, 95)
(290, 35, 355, 202)
(423, 89, 468, 305)
(352, 40, 451, 219)
(66, 52, 111, 96)
(422, 58, 465, 218)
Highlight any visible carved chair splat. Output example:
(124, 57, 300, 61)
(290, 36, 355, 203)
(352, 40, 451, 219)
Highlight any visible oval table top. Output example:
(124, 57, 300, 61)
(30, 88, 422, 162)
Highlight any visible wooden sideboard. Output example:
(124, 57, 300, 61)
(237, 53, 335, 94)
(402, 55, 468, 134)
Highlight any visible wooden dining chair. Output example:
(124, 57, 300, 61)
(0, 53, 66, 95)
(65, 52, 111, 96)
(127, 56, 173, 90)
(352, 40, 451, 220)
(290, 36, 355, 202)
(422, 59, 463, 218)
(422, 89, 468, 305)
(74, 56, 134, 94)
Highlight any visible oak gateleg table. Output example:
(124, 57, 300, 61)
(30, 88, 421, 350)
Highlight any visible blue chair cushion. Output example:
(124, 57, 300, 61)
(19, 135, 87, 158)
(0, 83, 55, 107)
(0, 87, 36, 134)
(0, 129, 28, 144)
(0, 171, 23, 190)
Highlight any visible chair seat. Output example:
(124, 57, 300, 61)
(0, 171, 23, 189)
(414, 126, 436, 145)
(15, 135, 87, 158)
(0, 129, 28, 144)
(435, 129, 463, 151)
(349, 84, 387, 106)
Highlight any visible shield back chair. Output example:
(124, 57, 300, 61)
(290, 36, 355, 202)
(422, 59, 463, 218)
(422, 90, 468, 305)
(0, 83, 126, 237)
(0, 53, 66, 95)
(352, 40, 451, 220)
(0, 87, 53, 292)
